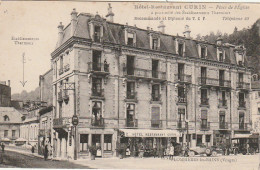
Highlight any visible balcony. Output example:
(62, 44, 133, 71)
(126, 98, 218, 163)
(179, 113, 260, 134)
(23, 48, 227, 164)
(151, 94, 161, 102)
(88, 62, 109, 75)
(200, 122, 210, 130)
(151, 120, 163, 128)
(59, 68, 63, 75)
(91, 88, 105, 100)
(64, 64, 70, 72)
(123, 67, 166, 82)
(219, 122, 228, 130)
(238, 100, 246, 109)
(237, 82, 250, 90)
(239, 123, 249, 131)
(218, 99, 227, 108)
(126, 119, 138, 128)
(200, 98, 209, 106)
(199, 77, 231, 88)
(91, 117, 104, 127)
(125, 91, 137, 102)
(174, 74, 192, 84)
(177, 96, 187, 104)
(63, 90, 69, 103)
(176, 121, 186, 130)
(53, 117, 70, 129)
(58, 92, 63, 103)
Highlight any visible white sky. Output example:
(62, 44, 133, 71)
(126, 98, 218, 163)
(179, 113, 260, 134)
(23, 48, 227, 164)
(0, 1, 259, 94)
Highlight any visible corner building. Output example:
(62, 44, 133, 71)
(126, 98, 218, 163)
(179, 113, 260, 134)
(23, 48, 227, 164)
(51, 6, 252, 159)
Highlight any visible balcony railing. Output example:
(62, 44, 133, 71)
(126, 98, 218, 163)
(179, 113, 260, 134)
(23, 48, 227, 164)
(239, 123, 249, 130)
(201, 122, 210, 130)
(174, 74, 192, 83)
(177, 121, 186, 130)
(238, 101, 246, 108)
(151, 120, 162, 128)
(218, 99, 227, 107)
(88, 62, 109, 73)
(151, 94, 161, 102)
(91, 117, 104, 127)
(58, 92, 63, 103)
(63, 90, 69, 103)
(64, 64, 70, 72)
(199, 77, 231, 88)
(178, 96, 187, 104)
(126, 91, 137, 100)
(219, 122, 228, 129)
(91, 88, 104, 97)
(124, 67, 166, 80)
(237, 82, 250, 90)
(53, 117, 70, 129)
(126, 119, 138, 128)
(201, 98, 209, 106)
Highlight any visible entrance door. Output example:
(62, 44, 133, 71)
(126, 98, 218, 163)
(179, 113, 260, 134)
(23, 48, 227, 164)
(92, 134, 101, 157)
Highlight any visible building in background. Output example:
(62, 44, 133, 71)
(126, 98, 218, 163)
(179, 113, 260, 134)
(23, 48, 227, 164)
(0, 80, 11, 107)
(51, 4, 252, 159)
(251, 74, 260, 134)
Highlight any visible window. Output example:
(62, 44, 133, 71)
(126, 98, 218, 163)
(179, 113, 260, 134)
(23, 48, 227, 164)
(12, 130, 15, 138)
(60, 56, 63, 70)
(178, 86, 186, 103)
(219, 112, 225, 129)
(258, 108, 260, 115)
(92, 77, 102, 96)
(126, 55, 135, 75)
(196, 135, 203, 146)
(206, 135, 211, 143)
(126, 104, 135, 127)
(219, 70, 225, 86)
(127, 33, 134, 46)
(4, 115, 9, 121)
(239, 73, 243, 83)
(219, 52, 224, 62)
(201, 110, 208, 128)
(127, 82, 135, 99)
(92, 50, 102, 71)
(104, 134, 112, 151)
(152, 84, 160, 101)
(239, 113, 245, 129)
(239, 93, 245, 107)
(178, 43, 184, 56)
(152, 38, 158, 50)
(178, 108, 185, 123)
(178, 64, 184, 80)
(152, 59, 159, 78)
(4, 130, 8, 137)
(201, 47, 206, 58)
(201, 89, 208, 105)
(151, 107, 160, 128)
(80, 134, 88, 152)
(201, 67, 207, 84)
(94, 25, 101, 42)
(92, 101, 102, 119)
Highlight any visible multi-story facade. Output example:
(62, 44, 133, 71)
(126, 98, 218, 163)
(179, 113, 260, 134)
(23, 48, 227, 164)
(251, 74, 260, 134)
(0, 80, 11, 107)
(51, 5, 252, 159)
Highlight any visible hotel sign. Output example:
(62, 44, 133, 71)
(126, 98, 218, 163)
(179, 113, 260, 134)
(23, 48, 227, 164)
(121, 129, 179, 138)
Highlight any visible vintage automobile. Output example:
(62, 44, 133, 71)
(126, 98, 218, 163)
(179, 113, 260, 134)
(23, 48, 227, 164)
(188, 145, 219, 157)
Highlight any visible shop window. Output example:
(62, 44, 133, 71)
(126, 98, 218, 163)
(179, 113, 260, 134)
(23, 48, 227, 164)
(206, 135, 211, 143)
(4, 130, 8, 137)
(92, 134, 101, 147)
(196, 135, 202, 146)
(80, 134, 88, 152)
(104, 134, 112, 151)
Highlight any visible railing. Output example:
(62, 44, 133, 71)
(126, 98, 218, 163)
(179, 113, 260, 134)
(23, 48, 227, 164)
(91, 117, 104, 127)
(237, 82, 250, 90)
(201, 98, 209, 105)
(53, 117, 70, 128)
(177, 121, 186, 130)
(218, 99, 227, 107)
(64, 64, 70, 72)
(58, 92, 63, 103)
(91, 88, 104, 97)
(199, 77, 231, 87)
(178, 96, 187, 103)
(124, 67, 166, 80)
(151, 94, 161, 101)
(201, 122, 210, 130)
(151, 120, 162, 128)
(238, 101, 246, 108)
(126, 91, 137, 100)
(59, 68, 63, 75)
(126, 119, 138, 128)
(239, 123, 248, 130)
(219, 122, 228, 129)
(174, 74, 192, 83)
(88, 62, 109, 73)
(63, 90, 69, 101)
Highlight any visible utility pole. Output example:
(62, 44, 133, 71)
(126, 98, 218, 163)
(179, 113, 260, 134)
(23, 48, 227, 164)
(20, 53, 27, 87)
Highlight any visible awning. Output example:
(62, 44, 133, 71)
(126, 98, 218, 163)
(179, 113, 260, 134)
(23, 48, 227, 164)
(232, 134, 251, 139)
(120, 129, 180, 138)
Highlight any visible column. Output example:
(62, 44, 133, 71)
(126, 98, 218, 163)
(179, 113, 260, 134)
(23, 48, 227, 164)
(101, 134, 104, 157)
(202, 134, 206, 145)
(57, 137, 61, 158)
(61, 137, 66, 159)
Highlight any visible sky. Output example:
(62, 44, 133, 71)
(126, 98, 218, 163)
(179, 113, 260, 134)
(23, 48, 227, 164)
(0, 1, 259, 94)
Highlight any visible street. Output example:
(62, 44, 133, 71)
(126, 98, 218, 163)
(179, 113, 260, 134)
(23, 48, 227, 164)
(0, 150, 91, 168)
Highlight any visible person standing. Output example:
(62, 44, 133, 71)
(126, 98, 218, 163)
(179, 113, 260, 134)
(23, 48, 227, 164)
(169, 144, 174, 160)
(44, 144, 48, 161)
(1, 143, 5, 152)
(31, 145, 35, 153)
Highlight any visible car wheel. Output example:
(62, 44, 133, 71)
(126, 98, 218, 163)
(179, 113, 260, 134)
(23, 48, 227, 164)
(189, 151, 195, 157)
(205, 149, 211, 155)
(242, 150, 247, 155)
(211, 151, 217, 157)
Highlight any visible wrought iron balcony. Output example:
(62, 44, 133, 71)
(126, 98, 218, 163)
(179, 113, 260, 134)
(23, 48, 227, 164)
(151, 93, 161, 102)
(200, 98, 209, 106)
(63, 64, 70, 72)
(58, 92, 63, 103)
(174, 74, 192, 83)
(126, 119, 138, 128)
(219, 122, 228, 129)
(63, 90, 69, 103)
(123, 67, 166, 81)
(239, 123, 249, 130)
(199, 77, 231, 88)
(237, 82, 250, 90)
(200, 122, 210, 130)
(126, 91, 137, 100)
(88, 62, 109, 74)
(238, 100, 246, 108)
(91, 88, 104, 97)
(177, 96, 187, 104)
(53, 117, 70, 129)
(151, 120, 163, 128)
(176, 121, 186, 130)
(218, 99, 227, 107)
(91, 117, 104, 127)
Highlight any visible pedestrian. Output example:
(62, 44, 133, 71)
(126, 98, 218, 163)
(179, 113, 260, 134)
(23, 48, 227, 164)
(246, 142, 250, 155)
(169, 144, 174, 160)
(31, 145, 35, 153)
(44, 144, 48, 161)
(1, 143, 5, 152)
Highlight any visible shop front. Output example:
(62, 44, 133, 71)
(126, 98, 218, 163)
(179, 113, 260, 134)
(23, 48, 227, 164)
(119, 129, 180, 157)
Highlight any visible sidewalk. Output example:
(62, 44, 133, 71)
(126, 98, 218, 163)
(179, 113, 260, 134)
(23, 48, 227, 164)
(5, 145, 44, 159)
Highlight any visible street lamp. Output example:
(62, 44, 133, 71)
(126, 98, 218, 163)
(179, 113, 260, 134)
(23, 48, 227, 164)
(64, 82, 78, 160)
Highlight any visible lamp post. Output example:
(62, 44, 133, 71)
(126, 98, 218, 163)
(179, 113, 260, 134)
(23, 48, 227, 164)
(64, 82, 78, 160)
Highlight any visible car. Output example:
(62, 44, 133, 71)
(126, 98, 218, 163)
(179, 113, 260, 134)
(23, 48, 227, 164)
(188, 145, 218, 157)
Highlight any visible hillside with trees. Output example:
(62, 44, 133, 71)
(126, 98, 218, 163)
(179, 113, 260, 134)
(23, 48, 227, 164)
(12, 87, 40, 101)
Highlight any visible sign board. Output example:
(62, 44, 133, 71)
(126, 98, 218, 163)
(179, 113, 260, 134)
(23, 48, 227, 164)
(120, 129, 180, 138)
(72, 115, 79, 126)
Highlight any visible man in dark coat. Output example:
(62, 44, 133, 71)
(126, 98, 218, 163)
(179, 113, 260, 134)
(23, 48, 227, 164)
(44, 145, 48, 161)
(1, 143, 5, 152)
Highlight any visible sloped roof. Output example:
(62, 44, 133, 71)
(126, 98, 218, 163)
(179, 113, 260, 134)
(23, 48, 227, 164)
(0, 107, 23, 124)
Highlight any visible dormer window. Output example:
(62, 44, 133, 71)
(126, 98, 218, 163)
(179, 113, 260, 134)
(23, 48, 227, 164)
(219, 52, 224, 62)
(178, 43, 184, 57)
(127, 33, 134, 46)
(4, 115, 10, 121)
(94, 25, 101, 42)
(152, 38, 158, 50)
(201, 47, 206, 59)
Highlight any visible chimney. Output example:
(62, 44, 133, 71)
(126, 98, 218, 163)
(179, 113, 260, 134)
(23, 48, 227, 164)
(57, 22, 64, 47)
(8, 80, 10, 87)
(106, 3, 114, 22)
(216, 35, 223, 45)
(183, 25, 191, 38)
(71, 8, 78, 36)
(157, 21, 165, 34)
